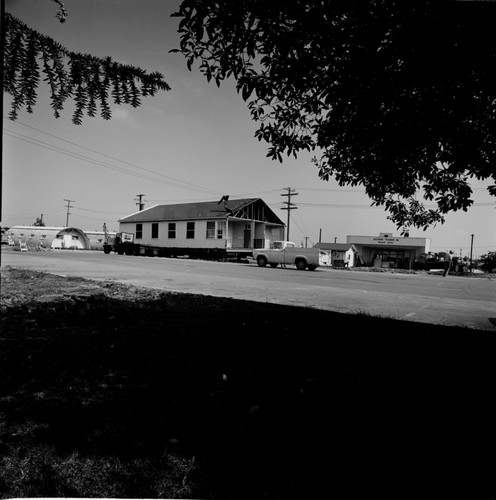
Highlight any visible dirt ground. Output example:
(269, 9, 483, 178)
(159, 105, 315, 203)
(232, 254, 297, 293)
(1, 265, 496, 499)
(0, 265, 167, 307)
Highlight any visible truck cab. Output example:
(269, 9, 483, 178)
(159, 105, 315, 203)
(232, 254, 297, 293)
(270, 241, 296, 250)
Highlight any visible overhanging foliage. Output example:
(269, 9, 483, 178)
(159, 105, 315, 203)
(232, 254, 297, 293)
(3, 12, 170, 125)
(172, 0, 496, 229)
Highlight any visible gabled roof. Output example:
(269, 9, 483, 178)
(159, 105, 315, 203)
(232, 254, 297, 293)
(313, 242, 357, 252)
(118, 198, 284, 225)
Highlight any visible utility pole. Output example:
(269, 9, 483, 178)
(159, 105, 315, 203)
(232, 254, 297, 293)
(135, 194, 147, 211)
(63, 199, 74, 227)
(280, 187, 298, 241)
(470, 233, 474, 270)
(303, 236, 309, 248)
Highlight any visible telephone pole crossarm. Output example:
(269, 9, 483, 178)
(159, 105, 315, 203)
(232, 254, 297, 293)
(135, 194, 147, 211)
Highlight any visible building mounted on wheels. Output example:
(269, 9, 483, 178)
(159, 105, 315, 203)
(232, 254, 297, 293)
(116, 198, 286, 260)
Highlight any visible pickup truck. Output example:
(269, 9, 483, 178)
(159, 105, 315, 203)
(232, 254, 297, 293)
(253, 241, 320, 271)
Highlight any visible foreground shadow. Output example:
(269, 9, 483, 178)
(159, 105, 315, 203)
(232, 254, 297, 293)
(1, 293, 496, 498)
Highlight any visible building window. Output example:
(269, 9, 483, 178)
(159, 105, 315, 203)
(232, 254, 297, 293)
(151, 223, 159, 239)
(217, 221, 225, 239)
(72, 235, 79, 240)
(186, 222, 195, 239)
(168, 222, 176, 239)
(136, 224, 143, 239)
(206, 221, 215, 239)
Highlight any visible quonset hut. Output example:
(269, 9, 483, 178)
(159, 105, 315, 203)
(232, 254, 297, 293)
(5, 226, 112, 250)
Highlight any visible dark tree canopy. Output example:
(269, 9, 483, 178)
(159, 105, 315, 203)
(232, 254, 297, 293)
(173, 0, 496, 229)
(3, 9, 170, 125)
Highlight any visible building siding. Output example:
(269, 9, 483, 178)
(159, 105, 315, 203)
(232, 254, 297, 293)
(119, 219, 228, 249)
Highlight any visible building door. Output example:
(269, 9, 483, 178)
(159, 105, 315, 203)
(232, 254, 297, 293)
(243, 224, 251, 248)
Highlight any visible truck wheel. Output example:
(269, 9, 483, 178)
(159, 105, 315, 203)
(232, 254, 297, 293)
(257, 256, 268, 267)
(103, 245, 111, 254)
(295, 259, 307, 270)
(270, 263, 278, 268)
(307, 264, 317, 271)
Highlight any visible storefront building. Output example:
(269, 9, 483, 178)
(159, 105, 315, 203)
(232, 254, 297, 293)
(347, 232, 430, 269)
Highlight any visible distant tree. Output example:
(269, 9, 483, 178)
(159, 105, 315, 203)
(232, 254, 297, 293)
(172, 0, 496, 230)
(2, 0, 170, 124)
(479, 251, 496, 273)
(32, 217, 45, 227)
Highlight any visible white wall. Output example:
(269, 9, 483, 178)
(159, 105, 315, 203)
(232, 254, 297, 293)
(119, 220, 227, 249)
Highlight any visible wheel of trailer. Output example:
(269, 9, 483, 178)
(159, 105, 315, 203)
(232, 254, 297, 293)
(295, 259, 307, 270)
(270, 263, 278, 268)
(103, 245, 111, 254)
(307, 264, 317, 271)
(117, 246, 124, 255)
(124, 245, 133, 256)
(257, 255, 268, 267)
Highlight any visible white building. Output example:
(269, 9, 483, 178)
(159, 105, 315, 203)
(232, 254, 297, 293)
(118, 198, 285, 258)
(313, 242, 359, 267)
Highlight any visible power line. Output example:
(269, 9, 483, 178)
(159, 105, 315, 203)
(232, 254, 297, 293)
(4, 129, 215, 194)
(299, 202, 380, 209)
(4, 124, 222, 196)
(298, 201, 494, 208)
(73, 206, 124, 215)
(232, 188, 288, 197)
(294, 186, 492, 193)
(295, 187, 366, 193)
(6, 119, 221, 193)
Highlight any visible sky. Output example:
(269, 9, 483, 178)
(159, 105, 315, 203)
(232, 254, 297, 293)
(2, 0, 495, 257)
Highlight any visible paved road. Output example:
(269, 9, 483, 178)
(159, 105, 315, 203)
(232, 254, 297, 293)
(2, 249, 495, 331)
